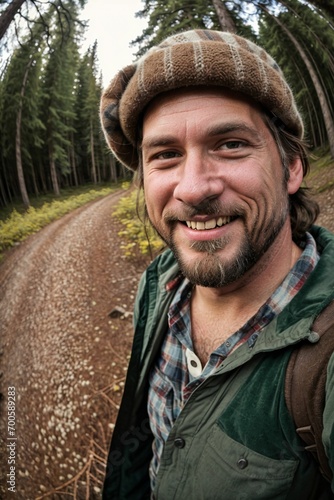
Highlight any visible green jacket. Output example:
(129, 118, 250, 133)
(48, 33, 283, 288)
(103, 226, 334, 499)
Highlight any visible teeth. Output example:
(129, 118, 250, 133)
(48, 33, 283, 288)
(186, 217, 231, 230)
(205, 219, 216, 229)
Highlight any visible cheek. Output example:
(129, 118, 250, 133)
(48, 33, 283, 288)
(144, 175, 171, 222)
(236, 170, 284, 221)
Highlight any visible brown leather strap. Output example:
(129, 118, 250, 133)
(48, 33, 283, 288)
(285, 300, 334, 482)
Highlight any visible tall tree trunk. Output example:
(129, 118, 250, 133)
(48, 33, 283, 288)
(306, 0, 334, 20)
(0, 0, 25, 40)
(16, 57, 33, 208)
(101, 151, 106, 181)
(2, 164, 13, 203)
(109, 156, 117, 183)
(90, 121, 97, 184)
(121, 164, 127, 179)
(212, 0, 236, 32)
(294, 63, 320, 147)
(39, 159, 47, 192)
(70, 132, 78, 187)
(263, 7, 334, 158)
(31, 164, 39, 196)
(49, 143, 60, 195)
(0, 175, 8, 206)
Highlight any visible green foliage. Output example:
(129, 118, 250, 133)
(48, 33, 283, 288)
(133, 0, 257, 56)
(0, 1, 123, 209)
(113, 187, 164, 258)
(74, 41, 106, 184)
(0, 187, 116, 254)
(133, 0, 220, 56)
(258, 0, 334, 153)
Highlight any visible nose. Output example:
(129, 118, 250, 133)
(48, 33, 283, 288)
(173, 152, 224, 207)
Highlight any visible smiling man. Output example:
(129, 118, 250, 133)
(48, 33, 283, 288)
(100, 30, 334, 499)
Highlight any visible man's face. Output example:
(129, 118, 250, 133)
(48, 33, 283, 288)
(141, 87, 300, 289)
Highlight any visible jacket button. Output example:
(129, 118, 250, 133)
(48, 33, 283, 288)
(237, 458, 248, 469)
(174, 437, 185, 449)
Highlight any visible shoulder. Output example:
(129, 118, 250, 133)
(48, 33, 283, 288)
(138, 249, 178, 293)
(310, 225, 334, 252)
(134, 249, 179, 320)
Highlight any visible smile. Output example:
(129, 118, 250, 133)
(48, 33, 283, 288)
(185, 216, 232, 230)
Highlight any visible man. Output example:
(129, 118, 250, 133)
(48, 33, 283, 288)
(100, 30, 334, 499)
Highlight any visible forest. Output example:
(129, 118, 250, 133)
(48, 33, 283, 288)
(0, 0, 334, 209)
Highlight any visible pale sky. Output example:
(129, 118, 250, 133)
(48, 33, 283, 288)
(82, 0, 147, 87)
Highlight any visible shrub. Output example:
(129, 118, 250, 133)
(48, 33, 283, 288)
(113, 189, 164, 257)
(0, 188, 115, 254)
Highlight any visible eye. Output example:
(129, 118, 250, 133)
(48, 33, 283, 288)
(220, 140, 245, 150)
(156, 150, 181, 160)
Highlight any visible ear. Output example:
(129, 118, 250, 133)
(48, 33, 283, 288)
(287, 157, 304, 195)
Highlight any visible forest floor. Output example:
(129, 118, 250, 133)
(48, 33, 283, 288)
(0, 158, 333, 499)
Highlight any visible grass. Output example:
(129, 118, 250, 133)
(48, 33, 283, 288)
(306, 148, 334, 193)
(0, 183, 121, 222)
(308, 148, 333, 178)
(0, 183, 123, 259)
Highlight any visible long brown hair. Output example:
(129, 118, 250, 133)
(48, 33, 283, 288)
(264, 115, 319, 243)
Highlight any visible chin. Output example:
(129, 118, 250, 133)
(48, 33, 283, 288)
(176, 220, 280, 285)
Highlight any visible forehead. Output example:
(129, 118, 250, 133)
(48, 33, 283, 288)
(143, 86, 265, 125)
(141, 87, 270, 148)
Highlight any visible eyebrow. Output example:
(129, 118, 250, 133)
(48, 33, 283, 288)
(206, 123, 263, 142)
(140, 136, 177, 151)
(140, 122, 264, 151)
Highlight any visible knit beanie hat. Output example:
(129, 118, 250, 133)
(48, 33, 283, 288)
(100, 29, 303, 171)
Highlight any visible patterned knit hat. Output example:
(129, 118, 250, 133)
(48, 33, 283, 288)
(100, 29, 303, 171)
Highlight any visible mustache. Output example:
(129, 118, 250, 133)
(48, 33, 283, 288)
(163, 200, 245, 222)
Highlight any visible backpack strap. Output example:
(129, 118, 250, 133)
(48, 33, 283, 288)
(285, 299, 334, 482)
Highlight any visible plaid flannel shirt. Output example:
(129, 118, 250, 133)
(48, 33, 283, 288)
(147, 232, 319, 488)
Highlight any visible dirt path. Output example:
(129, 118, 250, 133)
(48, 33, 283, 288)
(0, 191, 149, 499)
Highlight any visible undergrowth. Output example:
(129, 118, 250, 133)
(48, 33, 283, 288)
(113, 183, 164, 257)
(0, 186, 117, 255)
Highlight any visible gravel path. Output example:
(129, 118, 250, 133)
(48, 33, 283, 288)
(0, 191, 149, 499)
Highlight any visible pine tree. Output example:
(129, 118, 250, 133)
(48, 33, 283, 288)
(258, 0, 334, 156)
(39, 3, 82, 195)
(0, 36, 45, 206)
(133, 0, 221, 56)
(74, 42, 109, 184)
(0, 0, 112, 207)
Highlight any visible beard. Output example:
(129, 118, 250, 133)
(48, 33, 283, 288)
(171, 233, 257, 287)
(149, 196, 289, 288)
(171, 230, 268, 287)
